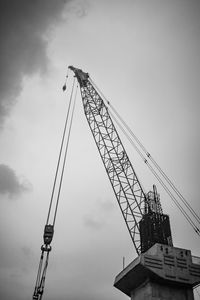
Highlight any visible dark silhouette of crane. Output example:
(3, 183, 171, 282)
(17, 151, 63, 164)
(69, 66, 200, 300)
(69, 65, 173, 255)
(33, 66, 200, 300)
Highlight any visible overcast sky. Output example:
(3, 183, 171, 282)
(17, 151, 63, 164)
(0, 0, 200, 299)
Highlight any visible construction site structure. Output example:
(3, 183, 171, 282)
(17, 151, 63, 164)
(114, 243, 200, 300)
(33, 66, 200, 300)
(69, 66, 200, 300)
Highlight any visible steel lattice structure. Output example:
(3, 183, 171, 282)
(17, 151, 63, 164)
(69, 66, 146, 254)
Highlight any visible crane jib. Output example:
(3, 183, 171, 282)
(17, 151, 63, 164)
(69, 65, 173, 255)
(69, 66, 146, 254)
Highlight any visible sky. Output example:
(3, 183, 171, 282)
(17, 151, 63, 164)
(0, 0, 200, 299)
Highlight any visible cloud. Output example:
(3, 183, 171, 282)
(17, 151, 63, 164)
(0, 0, 71, 127)
(21, 246, 32, 258)
(83, 198, 115, 230)
(0, 164, 30, 197)
(99, 198, 115, 212)
(84, 214, 104, 230)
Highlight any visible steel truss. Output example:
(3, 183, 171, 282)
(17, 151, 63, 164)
(79, 79, 146, 254)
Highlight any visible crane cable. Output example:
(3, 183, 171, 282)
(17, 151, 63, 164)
(89, 77, 200, 236)
(46, 68, 71, 226)
(33, 77, 78, 300)
(53, 81, 78, 227)
(110, 107, 200, 236)
(109, 102, 200, 226)
(109, 110, 200, 236)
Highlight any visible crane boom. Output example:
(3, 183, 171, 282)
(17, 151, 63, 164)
(69, 66, 146, 254)
(69, 66, 174, 255)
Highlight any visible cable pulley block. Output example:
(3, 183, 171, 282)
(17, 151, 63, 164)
(32, 76, 78, 300)
(41, 244, 52, 252)
(43, 224, 54, 245)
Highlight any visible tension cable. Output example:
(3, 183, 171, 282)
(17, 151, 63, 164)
(32, 78, 78, 300)
(90, 77, 200, 236)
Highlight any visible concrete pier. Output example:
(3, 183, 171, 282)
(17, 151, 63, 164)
(114, 244, 200, 300)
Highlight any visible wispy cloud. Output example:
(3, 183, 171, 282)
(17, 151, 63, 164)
(0, 164, 31, 198)
(84, 214, 104, 230)
(0, 0, 71, 127)
(83, 198, 115, 230)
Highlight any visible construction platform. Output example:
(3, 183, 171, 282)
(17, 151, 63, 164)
(114, 243, 200, 300)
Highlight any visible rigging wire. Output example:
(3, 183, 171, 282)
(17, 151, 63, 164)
(147, 162, 200, 235)
(33, 251, 45, 299)
(33, 77, 77, 300)
(89, 78, 200, 235)
(111, 106, 200, 226)
(46, 76, 75, 225)
(53, 83, 78, 226)
(110, 110, 200, 235)
(109, 102, 200, 226)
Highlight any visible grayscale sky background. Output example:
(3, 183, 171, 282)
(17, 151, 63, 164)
(0, 0, 200, 299)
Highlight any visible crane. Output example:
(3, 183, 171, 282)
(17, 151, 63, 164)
(68, 66, 200, 300)
(68, 65, 173, 255)
(33, 66, 200, 299)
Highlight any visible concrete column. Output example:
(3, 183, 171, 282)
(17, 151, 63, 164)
(114, 244, 200, 300)
(131, 279, 194, 300)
